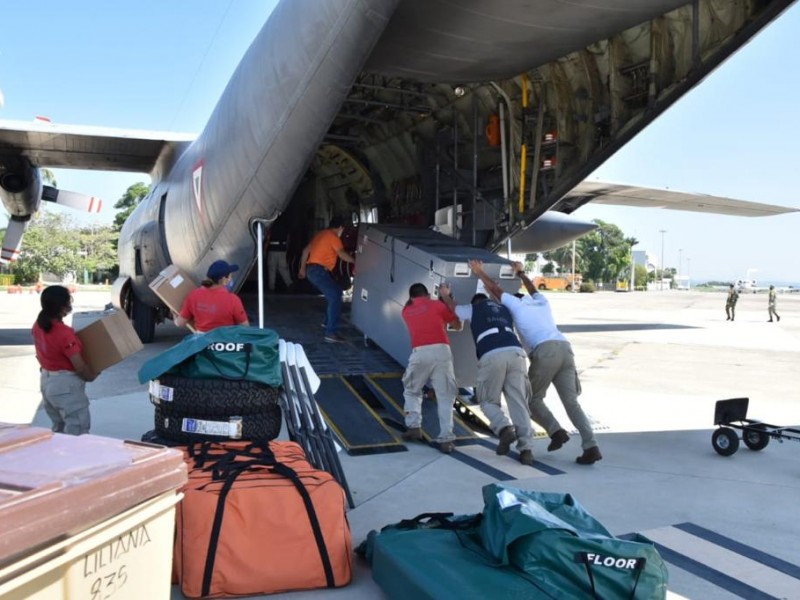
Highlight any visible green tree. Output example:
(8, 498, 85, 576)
(12, 212, 82, 283)
(78, 224, 118, 280)
(523, 253, 538, 273)
(575, 219, 628, 283)
(41, 168, 57, 187)
(542, 261, 555, 275)
(542, 245, 580, 274)
(113, 182, 150, 231)
(633, 264, 648, 288)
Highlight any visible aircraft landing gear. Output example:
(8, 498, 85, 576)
(129, 291, 156, 343)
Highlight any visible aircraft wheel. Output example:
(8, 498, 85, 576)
(131, 294, 156, 343)
(742, 423, 770, 451)
(712, 427, 740, 456)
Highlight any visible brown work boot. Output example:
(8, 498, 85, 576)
(576, 446, 602, 465)
(402, 427, 424, 442)
(495, 425, 517, 455)
(547, 429, 570, 452)
(519, 449, 535, 466)
(438, 441, 455, 454)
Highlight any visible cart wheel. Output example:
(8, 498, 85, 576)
(742, 423, 770, 451)
(712, 427, 740, 456)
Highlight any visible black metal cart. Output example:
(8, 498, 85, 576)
(712, 397, 800, 456)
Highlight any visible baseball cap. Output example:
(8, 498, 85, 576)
(207, 260, 239, 281)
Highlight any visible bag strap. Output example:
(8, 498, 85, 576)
(576, 553, 647, 600)
(203, 342, 253, 381)
(396, 512, 483, 531)
(396, 512, 454, 529)
(200, 457, 336, 596)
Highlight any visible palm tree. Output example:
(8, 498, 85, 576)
(41, 168, 57, 188)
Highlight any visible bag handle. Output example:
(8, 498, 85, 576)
(576, 553, 647, 600)
(203, 342, 253, 381)
(201, 458, 335, 596)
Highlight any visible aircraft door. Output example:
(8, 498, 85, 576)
(132, 220, 169, 285)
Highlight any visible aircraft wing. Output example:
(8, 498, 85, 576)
(0, 119, 195, 173)
(555, 181, 799, 218)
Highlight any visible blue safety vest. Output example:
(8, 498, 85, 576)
(470, 300, 521, 359)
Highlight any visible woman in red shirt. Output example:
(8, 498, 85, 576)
(175, 260, 250, 332)
(32, 285, 98, 435)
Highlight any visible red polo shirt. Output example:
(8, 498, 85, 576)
(32, 320, 82, 371)
(180, 286, 248, 332)
(401, 297, 457, 349)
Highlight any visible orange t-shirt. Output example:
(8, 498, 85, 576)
(307, 229, 343, 271)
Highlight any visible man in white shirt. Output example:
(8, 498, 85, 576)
(469, 259, 602, 465)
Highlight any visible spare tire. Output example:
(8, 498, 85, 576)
(149, 375, 280, 417)
(154, 403, 282, 443)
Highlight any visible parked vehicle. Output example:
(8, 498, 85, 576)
(533, 274, 582, 291)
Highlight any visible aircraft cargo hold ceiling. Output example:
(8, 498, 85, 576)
(308, 0, 796, 251)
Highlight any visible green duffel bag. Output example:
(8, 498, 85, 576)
(357, 513, 546, 600)
(138, 326, 282, 387)
(480, 484, 669, 600)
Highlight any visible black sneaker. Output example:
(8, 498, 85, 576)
(401, 427, 424, 442)
(495, 425, 517, 455)
(438, 441, 455, 454)
(519, 449, 535, 466)
(576, 446, 602, 465)
(547, 429, 570, 452)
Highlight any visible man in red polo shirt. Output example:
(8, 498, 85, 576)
(400, 282, 460, 454)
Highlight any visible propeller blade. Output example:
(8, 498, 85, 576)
(1, 219, 28, 263)
(41, 185, 103, 213)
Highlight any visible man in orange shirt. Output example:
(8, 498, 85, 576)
(298, 217, 355, 343)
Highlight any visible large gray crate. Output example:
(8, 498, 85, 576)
(351, 224, 520, 387)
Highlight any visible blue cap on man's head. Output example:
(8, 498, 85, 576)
(207, 260, 239, 281)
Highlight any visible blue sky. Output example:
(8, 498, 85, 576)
(1, 1, 798, 283)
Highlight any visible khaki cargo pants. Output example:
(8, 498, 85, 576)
(402, 343, 456, 443)
(40, 370, 90, 435)
(527, 340, 597, 450)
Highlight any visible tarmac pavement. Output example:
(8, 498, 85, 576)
(1, 287, 799, 599)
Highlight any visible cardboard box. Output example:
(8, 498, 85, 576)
(76, 310, 143, 372)
(149, 264, 197, 317)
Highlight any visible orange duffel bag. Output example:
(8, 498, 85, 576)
(174, 440, 351, 598)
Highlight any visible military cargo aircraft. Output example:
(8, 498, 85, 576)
(1, 0, 797, 342)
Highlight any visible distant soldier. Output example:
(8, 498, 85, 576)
(768, 285, 781, 322)
(725, 284, 739, 321)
